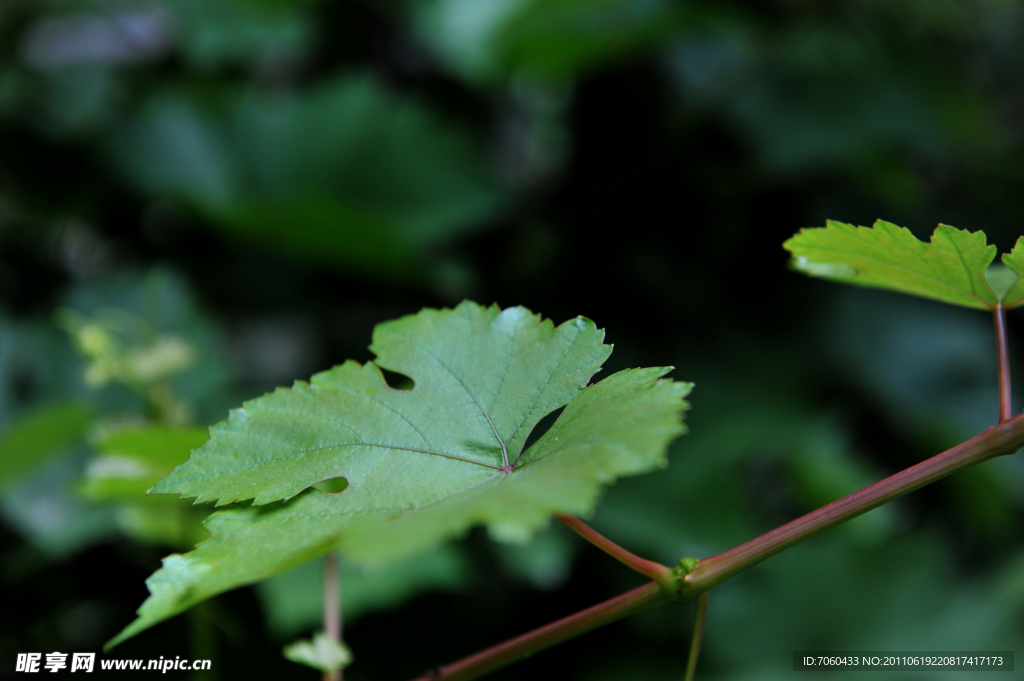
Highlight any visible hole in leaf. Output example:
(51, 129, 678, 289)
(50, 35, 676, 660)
(378, 366, 414, 391)
(522, 406, 565, 452)
(313, 477, 349, 494)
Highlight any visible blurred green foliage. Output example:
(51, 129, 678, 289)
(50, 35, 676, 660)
(78, 425, 210, 549)
(110, 76, 505, 276)
(0, 401, 92, 492)
(3, 0, 1024, 678)
(257, 546, 469, 637)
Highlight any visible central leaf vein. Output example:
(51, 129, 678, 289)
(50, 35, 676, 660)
(168, 441, 503, 488)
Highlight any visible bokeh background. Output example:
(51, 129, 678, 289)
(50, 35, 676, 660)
(2, 0, 1024, 679)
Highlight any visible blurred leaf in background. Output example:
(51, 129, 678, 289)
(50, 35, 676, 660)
(258, 545, 469, 637)
(109, 76, 506, 277)
(412, 0, 689, 84)
(78, 425, 210, 549)
(0, 401, 92, 493)
(0, 269, 228, 559)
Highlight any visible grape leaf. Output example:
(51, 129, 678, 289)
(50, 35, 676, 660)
(783, 219, 1021, 309)
(151, 301, 616, 505)
(108, 302, 691, 647)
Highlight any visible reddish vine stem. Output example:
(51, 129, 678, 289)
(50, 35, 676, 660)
(995, 304, 1012, 423)
(683, 592, 709, 681)
(683, 412, 1024, 593)
(324, 552, 341, 681)
(409, 582, 671, 681)
(410, 412, 1024, 681)
(555, 514, 672, 584)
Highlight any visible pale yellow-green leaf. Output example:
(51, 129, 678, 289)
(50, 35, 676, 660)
(784, 220, 1001, 309)
(283, 632, 352, 673)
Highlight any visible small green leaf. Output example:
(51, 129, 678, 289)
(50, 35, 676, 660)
(108, 302, 691, 648)
(784, 220, 1002, 309)
(999, 237, 1024, 308)
(0, 401, 93, 491)
(674, 557, 699, 577)
(283, 632, 352, 673)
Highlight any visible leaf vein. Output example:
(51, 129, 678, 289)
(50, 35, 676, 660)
(389, 329, 508, 466)
(802, 243, 992, 306)
(510, 323, 583, 467)
(327, 375, 436, 450)
(168, 441, 502, 488)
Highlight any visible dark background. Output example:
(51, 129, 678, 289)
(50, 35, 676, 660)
(2, 0, 1024, 679)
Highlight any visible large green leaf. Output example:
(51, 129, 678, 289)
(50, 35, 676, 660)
(109, 302, 691, 647)
(783, 219, 1017, 309)
(153, 302, 613, 504)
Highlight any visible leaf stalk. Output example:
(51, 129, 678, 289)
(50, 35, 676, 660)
(324, 552, 341, 681)
(995, 304, 1012, 423)
(555, 514, 673, 586)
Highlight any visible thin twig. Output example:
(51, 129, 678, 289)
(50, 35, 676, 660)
(555, 514, 672, 585)
(683, 592, 709, 681)
(995, 304, 1012, 423)
(324, 552, 341, 681)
